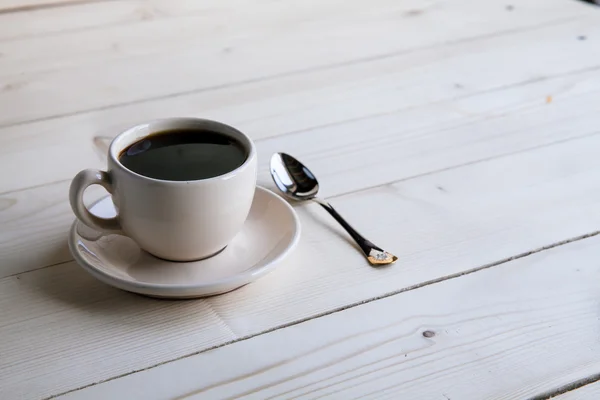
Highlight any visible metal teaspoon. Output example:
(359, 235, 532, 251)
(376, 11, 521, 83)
(270, 152, 398, 266)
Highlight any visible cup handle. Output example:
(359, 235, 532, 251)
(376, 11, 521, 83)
(69, 169, 121, 232)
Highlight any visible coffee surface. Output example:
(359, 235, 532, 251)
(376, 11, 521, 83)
(119, 129, 247, 181)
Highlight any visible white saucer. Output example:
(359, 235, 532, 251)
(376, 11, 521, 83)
(68, 186, 301, 299)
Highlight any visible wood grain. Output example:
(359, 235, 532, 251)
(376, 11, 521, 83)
(2, 65, 599, 278)
(0, 263, 236, 400)
(2, 131, 600, 399)
(0, 0, 592, 126)
(0, 183, 104, 277)
(56, 235, 600, 400)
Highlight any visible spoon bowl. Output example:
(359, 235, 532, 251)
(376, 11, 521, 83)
(270, 153, 319, 201)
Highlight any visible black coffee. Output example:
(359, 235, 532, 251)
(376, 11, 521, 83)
(119, 129, 247, 181)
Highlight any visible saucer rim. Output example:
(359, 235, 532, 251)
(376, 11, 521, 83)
(68, 186, 301, 295)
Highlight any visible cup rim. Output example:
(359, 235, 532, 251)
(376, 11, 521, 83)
(108, 118, 256, 185)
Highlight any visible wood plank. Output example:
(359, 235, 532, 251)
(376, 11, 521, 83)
(0, 0, 592, 125)
(56, 236, 600, 400)
(0, 0, 586, 42)
(2, 65, 599, 278)
(2, 18, 600, 194)
(3, 132, 600, 398)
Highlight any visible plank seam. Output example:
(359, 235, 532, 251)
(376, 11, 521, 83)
(528, 371, 600, 400)
(42, 229, 600, 400)
(0, 0, 116, 15)
(1, 258, 73, 279)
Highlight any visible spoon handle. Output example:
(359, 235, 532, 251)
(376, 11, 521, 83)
(313, 198, 397, 265)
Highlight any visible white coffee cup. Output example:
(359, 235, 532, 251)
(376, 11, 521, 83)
(69, 118, 257, 261)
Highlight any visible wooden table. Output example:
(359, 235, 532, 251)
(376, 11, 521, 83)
(2, 0, 600, 398)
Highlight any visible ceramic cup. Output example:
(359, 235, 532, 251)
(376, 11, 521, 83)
(69, 118, 257, 261)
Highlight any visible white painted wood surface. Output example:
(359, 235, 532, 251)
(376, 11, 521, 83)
(0, 0, 590, 126)
(4, 67, 600, 278)
(3, 129, 600, 399)
(3, 16, 600, 194)
(57, 237, 600, 400)
(1, 0, 600, 398)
